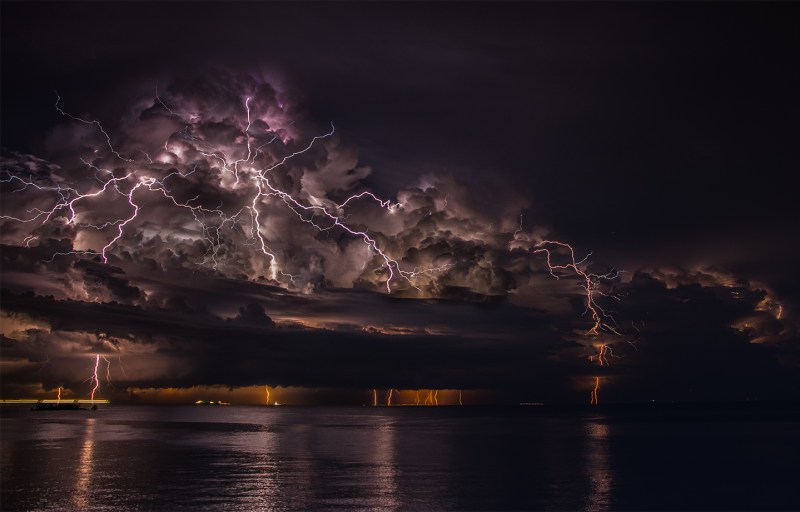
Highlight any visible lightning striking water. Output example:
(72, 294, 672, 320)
(590, 377, 600, 405)
(365, 388, 465, 406)
(56, 386, 62, 404)
(89, 354, 100, 401)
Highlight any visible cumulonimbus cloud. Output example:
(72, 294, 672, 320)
(1, 70, 795, 402)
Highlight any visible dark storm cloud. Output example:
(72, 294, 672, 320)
(0, 71, 564, 303)
(1, 2, 797, 402)
(601, 272, 799, 402)
(2, 256, 797, 402)
(0, 287, 573, 395)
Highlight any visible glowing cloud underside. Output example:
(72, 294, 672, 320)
(0, 73, 637, 401)
(0, 74, 618, 325)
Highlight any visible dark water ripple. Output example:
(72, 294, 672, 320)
(1, 404, 798, 511)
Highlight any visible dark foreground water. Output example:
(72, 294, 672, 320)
(1, 403, 798, 511)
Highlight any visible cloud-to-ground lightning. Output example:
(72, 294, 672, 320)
(0, 82, 634, 405)
(590, 377, 600, 405)
(367, 388, 464, 406)
(527, 237, 627, 403)
(597, 345, 609, 366)
(89, 354, 100, 401)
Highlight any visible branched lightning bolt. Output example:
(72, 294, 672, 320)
(2, 93, 450, 291)
(5, 91, 635, 407)
(533, 240, 621, 336)
(101, 355, 114, 390)
(54, 94, 133, 163)
(117, 356, 128, 378)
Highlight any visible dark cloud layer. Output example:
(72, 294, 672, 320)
(1, 257, 796, 403)
(1, 2, 798, 403)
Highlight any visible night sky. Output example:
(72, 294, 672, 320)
(1, 1, 798, 405)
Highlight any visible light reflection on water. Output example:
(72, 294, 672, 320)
(368, 420, 398, 510)
(1, 404, 798, 511)
(584, 421, 612, 512)
(73, 418, 95, 510)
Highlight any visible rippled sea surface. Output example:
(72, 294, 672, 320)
(1, 403, 798, 511)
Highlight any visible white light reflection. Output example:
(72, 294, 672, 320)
(239, 419, 281, 510)
(584, 421, 613, 511)
(370, 419, 399, 510)
(73, 418, 95, 509)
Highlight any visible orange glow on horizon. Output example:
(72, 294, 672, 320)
(35, 385, 482, 406)
(125, 385, 283, 404)
(366, 388, 467, 406)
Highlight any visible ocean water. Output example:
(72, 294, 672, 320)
(1, 403, 797, 511)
